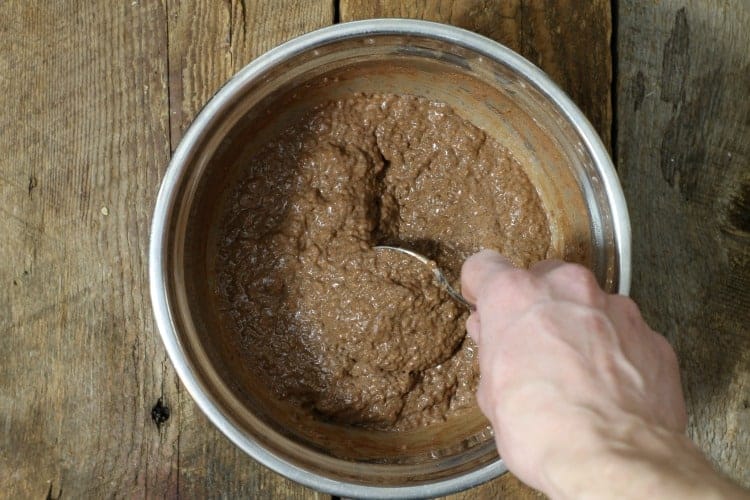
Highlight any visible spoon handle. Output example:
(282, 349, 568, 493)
(374, 245, 475, 311)
(431, 269, 476, 311)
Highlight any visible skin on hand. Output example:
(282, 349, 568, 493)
(461, 250, 747, 500)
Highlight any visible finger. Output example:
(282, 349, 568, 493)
(606, 295, 687, 432)
(460, 249, 514, 304)
(537, 261, 607, 308)
(605, 294, 647, 335)
(604, 294, 656, 366)
(529, 259, 568, 277)
(463, 251, 557, 336)
(652, 334, 688, 432)
(466, 313, 481, 342)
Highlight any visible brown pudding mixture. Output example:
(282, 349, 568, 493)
(215, 94, 551, 431)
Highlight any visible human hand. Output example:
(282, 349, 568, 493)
(461, 250, 745, 499)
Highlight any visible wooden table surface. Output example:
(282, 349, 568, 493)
(1, 1, 747, 498)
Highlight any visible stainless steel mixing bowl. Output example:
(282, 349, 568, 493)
(150, 19, 630, 498)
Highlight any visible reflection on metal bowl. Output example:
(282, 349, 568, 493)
(150, 19, 630, 499)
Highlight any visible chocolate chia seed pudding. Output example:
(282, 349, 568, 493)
(214, 93, 551, 432)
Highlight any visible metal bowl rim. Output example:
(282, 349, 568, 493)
(149, 18, 631, 498)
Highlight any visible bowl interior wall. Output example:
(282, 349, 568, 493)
(172, 34, 613, 484)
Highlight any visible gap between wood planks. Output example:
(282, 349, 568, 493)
(333, 0, 340, 23)
(610, 0, 619, 161)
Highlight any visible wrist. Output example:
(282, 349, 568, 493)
(539, 415, 744, 499)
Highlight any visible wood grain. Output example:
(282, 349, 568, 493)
(341, 0, 613, 149)
(0, 0, 609, 497)
(166, 0, 333, 147)
(12, 1, 743, 498)
(0, 0, 328, 498)
(617, 0, 750, 487)
(165, 0, 331, 496)
(0, 1, 177, 497)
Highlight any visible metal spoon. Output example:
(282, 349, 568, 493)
(374, 245, 475, 311)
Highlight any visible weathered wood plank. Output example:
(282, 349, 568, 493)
(14, 0, 744, 498)
(617, 0, 750, 487)
(0, 0, 332, 498)
(165, 0, 331, 497)
(0, 1, 177, 497)
(340, 0, 612, 149)
(167, 0, 334, 146)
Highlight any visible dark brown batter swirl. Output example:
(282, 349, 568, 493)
(215, 94, 550, 430)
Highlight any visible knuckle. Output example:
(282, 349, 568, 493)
(482, 269, 534, 300)
(614, 295, 644, 324)
(560, 263, 599, 287)
(503, 268, 539, 291)
(535, 301, 615, 342)
(553, 263, 604, 305)
(582, 310, 616, 338)
(656, 334, 679, 366)
(614, 293, 638, 311)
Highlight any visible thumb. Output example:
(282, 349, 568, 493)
(461, 249, 514, 343)
(461, 249, 514, 304)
